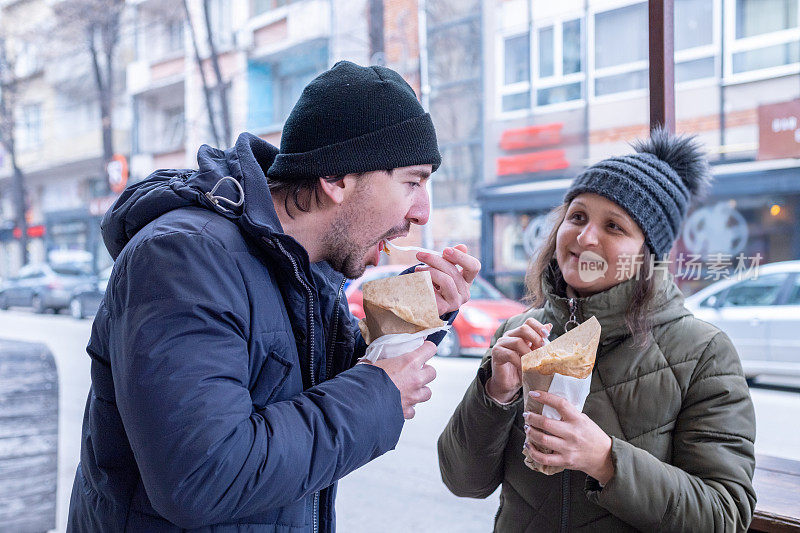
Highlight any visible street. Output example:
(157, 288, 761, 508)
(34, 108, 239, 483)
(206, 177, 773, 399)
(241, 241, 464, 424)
(1, 309, 798, 532)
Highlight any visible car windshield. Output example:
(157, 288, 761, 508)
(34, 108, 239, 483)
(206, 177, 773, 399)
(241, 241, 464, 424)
(470, 277, 505, 300)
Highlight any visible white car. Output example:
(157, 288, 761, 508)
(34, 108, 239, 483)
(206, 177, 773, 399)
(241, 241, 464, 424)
(684, 260, 800, 380)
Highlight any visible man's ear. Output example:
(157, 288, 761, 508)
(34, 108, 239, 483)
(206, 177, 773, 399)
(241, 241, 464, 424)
(318, 175, 350, 205)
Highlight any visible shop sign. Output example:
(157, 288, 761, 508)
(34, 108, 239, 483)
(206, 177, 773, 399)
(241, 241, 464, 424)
(758, 99, 800, 160)
(11, 224, 45, 239)
(496, 122, 569, 177)
(107, 154, 129, 193)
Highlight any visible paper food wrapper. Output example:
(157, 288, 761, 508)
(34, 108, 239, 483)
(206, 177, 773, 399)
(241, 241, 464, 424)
(520, 316, 600, 475)
(358, 270, 446, 345)
(363, 325, 452, 362)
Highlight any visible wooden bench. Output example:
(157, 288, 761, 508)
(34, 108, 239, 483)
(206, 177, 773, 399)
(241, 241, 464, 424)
(751, 454, 800, 532)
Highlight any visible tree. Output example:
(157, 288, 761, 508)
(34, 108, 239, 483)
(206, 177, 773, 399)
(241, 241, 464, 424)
(54, 0, 125, 193)
(0, 36, 29, 264)
(183, 0, 232, 148)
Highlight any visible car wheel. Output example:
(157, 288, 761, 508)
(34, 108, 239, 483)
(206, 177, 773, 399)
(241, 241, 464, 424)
(31, 294, 45, 314)
(437, 330, 461, 357)
(70, 297, 85, 320)
(0, 293, 8, 310)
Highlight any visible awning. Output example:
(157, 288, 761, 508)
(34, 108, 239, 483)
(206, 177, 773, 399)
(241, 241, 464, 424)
(477, 158, 800, 214)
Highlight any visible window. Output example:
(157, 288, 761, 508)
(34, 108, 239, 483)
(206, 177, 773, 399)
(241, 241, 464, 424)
(206, 0, 233, 48)
(165, 20, 185, 54)
(252, 0, 291, 16)
(16, 103, 42, 150)
(592, 0, 715, 96)
(719, 274, 788, 307)
(535, 18, 583, 106)
(594, 3, 649, 96)
(784, 275, 800, 305)
(247, 44, 328, 131)
(730, 0, 800, 76)
(500, 32, 530, 112)
(162, 106, 186, 151)
(674, 0, 716, 82)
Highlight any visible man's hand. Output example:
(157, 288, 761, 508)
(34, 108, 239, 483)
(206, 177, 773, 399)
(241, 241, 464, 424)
(415, 244, 481, 316)
(373, 341, 437, 419)
(485, 318, 551, 403)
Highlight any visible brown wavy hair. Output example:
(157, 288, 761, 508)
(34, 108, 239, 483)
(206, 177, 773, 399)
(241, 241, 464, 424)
(523, 203, 658, 347)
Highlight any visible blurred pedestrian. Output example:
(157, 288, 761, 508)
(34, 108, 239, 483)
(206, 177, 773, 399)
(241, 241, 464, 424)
(67, 61, 480, 532)
(438, 128, 756, 532)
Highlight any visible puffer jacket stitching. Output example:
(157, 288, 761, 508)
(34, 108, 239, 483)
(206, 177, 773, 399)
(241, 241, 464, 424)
(627, 420, 676, 441)
(574, 511, 613, 529)
(596, 359, 695, 392)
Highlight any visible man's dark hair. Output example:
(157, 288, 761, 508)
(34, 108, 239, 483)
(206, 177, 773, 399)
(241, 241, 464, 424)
(268, 175, 344, 218)
(268, 170, 390, 217)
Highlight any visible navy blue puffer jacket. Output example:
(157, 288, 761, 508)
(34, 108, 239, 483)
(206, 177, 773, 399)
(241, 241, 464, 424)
(67, 133, 435, 532)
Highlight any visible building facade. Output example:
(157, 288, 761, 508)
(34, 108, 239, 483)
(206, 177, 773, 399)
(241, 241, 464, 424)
(481, 0, 800, 298)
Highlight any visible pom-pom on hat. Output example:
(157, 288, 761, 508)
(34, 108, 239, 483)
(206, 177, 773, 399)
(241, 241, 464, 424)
(564, 127, 712, 258)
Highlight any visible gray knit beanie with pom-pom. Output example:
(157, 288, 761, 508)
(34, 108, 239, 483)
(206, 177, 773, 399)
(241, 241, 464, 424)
(564, 127, 712, 258)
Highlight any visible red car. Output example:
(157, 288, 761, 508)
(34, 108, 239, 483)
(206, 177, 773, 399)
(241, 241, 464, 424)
(345, 265, 527, 357)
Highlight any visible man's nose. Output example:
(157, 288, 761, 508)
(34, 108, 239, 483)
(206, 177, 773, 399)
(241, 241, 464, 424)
(407, 187, 430, 226)
(577, 223, 599, 247)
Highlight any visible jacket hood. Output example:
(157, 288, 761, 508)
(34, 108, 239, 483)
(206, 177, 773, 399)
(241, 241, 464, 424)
(101, 133, 281, 260)
(540, 260, 691, 344)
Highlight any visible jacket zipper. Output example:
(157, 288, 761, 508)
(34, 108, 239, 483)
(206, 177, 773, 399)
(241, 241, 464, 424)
(326, 278, 346, 379)
(560, 470, 571, 532)
(560, 298, 580, 532)
(270, 238, 320, 533)
(566, 297, 580, 331)
(314, 279, 344, 533)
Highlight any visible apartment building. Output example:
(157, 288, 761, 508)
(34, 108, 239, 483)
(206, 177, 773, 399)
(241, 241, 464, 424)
(0, 0, 132, 277)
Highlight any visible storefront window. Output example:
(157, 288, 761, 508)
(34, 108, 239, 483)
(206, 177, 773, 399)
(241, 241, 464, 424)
(674, 194, 798, 292)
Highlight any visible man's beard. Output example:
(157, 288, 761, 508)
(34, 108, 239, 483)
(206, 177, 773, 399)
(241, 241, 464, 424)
(324, 208, 408, 279)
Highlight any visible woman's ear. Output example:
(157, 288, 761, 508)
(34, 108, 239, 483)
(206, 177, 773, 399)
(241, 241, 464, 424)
(317, 176, 348, 205)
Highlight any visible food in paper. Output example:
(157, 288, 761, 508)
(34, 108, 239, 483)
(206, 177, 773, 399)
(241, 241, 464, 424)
(520, 316, 601, 475)
(358, 270, 446, 345)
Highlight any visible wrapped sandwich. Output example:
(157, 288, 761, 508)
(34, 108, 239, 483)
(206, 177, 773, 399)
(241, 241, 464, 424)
(358, 270, 449, 361)
(521, 316, 600, 474)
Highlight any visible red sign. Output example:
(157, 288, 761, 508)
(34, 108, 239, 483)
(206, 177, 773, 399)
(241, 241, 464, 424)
(12, 225, 45, 239)
(496, 149, 569, 176)
(758, 99, 800, 160)
(499, 123, 563, 151)
(107, 154, 129, 193)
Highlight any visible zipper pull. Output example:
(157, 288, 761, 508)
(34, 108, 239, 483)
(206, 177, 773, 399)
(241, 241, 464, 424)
(565, 297, 580, 331)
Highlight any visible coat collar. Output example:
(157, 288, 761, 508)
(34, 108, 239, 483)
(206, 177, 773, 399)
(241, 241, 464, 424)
(539, 260, 690, 344)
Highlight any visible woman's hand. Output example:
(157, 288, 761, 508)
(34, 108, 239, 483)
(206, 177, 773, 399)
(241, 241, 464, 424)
(485, 318, 552, 403)
(523, 390, 614, 485)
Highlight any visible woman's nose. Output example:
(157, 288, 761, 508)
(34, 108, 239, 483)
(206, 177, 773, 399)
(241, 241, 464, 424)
(577, 224, 599, 247)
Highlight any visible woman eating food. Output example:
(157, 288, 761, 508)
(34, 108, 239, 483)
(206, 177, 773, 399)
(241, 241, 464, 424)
(437, 129, 757, 532)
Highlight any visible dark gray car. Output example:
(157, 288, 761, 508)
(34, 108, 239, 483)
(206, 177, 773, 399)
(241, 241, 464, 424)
(0, 263, 93, 314)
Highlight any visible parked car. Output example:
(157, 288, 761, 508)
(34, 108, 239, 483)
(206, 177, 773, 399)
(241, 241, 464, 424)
(346, 265, 527, 357)
(684, 260, 800, 380)
(0, 262, 93, 314)
(69, 266, 112, 319)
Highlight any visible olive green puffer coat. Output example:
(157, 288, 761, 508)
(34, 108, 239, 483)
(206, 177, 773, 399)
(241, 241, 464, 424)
(438, 268, 756, 532)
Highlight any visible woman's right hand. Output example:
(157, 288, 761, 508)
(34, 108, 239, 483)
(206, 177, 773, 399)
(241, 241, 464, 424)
(485, 318, 553, 403)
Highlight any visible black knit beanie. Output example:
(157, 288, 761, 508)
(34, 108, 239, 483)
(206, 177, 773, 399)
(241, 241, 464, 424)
(267, 60, 441, 180)
(564, 127, 712, 258)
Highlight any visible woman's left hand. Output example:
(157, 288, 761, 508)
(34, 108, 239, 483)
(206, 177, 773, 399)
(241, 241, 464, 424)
(523, 390, 615, 485)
